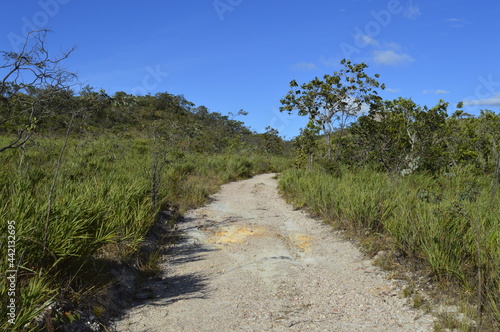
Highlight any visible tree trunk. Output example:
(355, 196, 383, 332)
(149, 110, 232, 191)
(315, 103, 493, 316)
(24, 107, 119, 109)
(325, 132, 332, 159)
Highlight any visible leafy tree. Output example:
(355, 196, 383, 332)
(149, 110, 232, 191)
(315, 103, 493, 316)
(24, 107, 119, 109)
(151, 92, 194, 119)
(293, 121, 320, 169)
(477, 110, 500, 170)
(405, 99, 448, 172)
(351, 98, 448, 173)
(445, 105, 481, 168)
(351, 100, 410, 172)
(228, 109, 248, 119)
(475, 110, 500, 201)
(262, 126, 283, 155)
(74, 86, 114, 129)
(112, 91, 137, 107)
(194, 105, 209, 116)
(280, 59, 384, 159)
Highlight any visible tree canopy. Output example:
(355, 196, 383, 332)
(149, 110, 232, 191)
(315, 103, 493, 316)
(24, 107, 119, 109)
(280, 59, 384, 158)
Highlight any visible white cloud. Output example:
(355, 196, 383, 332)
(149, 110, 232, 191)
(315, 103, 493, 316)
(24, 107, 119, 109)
(291, 62, 317, 71)
(423, 89, 450, 95)
(444, 17, 471, 28)
(373, 50, 414, 66)
(463, 92, 500, 106)
(319, 56, 340, 68)
(366, 41, 414, 66)
(385, 42, 402, 51)
(354, 34, 379, 47)
(358, 103, 371, 116)
(386, 88, 401, 93)
(404, 1, 421, 20)
(336, 97, 371, 116)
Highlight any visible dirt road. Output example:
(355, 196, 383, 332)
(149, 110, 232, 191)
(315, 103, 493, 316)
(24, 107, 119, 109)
(114, 173, 434, 331)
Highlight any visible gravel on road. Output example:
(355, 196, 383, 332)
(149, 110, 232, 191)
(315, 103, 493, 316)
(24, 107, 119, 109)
(114, 173, 435, 331)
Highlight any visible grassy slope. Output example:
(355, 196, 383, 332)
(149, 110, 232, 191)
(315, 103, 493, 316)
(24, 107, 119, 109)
(0, 135, 289, 331)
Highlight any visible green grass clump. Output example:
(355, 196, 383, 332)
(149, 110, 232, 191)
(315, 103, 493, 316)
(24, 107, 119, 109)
(0, 134, 290, 330)
(279, 167, 499, 328)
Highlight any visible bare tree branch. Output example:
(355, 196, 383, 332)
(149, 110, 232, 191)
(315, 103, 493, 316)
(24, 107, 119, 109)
(0, 30, 77, 151)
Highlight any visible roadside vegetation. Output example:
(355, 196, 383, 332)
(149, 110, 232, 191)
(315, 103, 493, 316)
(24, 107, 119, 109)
(278, 60, 500, 330)
(2, 30, 498, 331)
(0, 136, 288, 331)
(0, 31, 290, 331)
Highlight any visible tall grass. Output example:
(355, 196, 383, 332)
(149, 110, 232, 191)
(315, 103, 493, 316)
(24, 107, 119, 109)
(0, 135, 289, 330)
(279, 167, 500, 327)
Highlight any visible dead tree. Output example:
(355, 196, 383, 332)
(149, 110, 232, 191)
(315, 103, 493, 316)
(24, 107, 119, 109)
(0, 29, 76, 152)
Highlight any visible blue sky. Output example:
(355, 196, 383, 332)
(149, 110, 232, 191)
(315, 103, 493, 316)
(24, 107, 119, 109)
(1, 0, 499, 138)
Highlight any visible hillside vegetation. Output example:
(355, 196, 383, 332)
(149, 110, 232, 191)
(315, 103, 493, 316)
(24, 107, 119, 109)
(0, 76, 289, 330)
(2, 32, 498, 331)
(278, 61, 500, 330)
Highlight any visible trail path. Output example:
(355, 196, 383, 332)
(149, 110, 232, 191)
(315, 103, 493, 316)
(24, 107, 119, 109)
(114, 173, 434, 331)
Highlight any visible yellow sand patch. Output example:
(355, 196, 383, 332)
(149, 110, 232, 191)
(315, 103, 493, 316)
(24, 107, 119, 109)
(289, 234, 314, 251)
(210, 226, 267, 245)
(370, 285, 392, 297)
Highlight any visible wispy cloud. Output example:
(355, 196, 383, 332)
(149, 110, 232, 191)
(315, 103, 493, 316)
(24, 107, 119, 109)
(351, 37, 414, 66)
(359, 103, 371, 116)
(404, 1, 421, 20)
(463, 92, 500, 106)
(291, 62, 317, 71)
(444, 17, 471, 28)
(319, 56, 340, 68)
(386, 88, 401, 93)
(354, 34, 379, 47)
(373, 49, 414, 66)
(423, 89, 450, 95)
